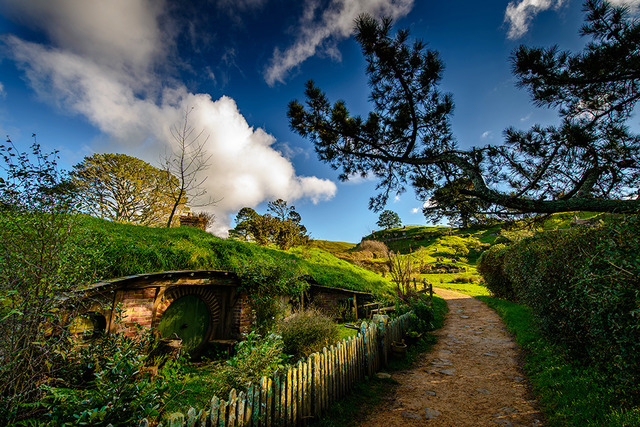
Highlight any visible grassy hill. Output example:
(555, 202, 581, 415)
(77, 215, 393, 296)
(78, 211, 610, 298)
(308, 212, 611, 296)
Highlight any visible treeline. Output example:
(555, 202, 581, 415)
(478, 217, 640, 405)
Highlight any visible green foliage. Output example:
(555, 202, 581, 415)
(376, 210, 401, 229)
(395, 295, 434, 335)
(479, 217, 640, 403)
(0, 140, 104, 423)
(71, 153, 185, 226)
(477, 244, 515, 300)
(208, 332, 289, 398)
(42, 327, 165, 426)
(229, 199, 309, 249)
(278, 309, 339, 360)
(237, 258, 309, 332)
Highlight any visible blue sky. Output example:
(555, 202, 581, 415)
(1, 0, 637, 242)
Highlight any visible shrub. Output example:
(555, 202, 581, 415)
(477, 243, 516, 300)
(209, 332, 288, 398)
(355, 240, 389, 258)
(0, 141, 104, 423)
(42, 326, 166, 426)
(483, 217, 640, 402)
(237, 259, 308, 333)
(278, 309, 338, 359)
(395, 295, 434, 334)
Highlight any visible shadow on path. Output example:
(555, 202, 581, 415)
(358, 288, 544, 426)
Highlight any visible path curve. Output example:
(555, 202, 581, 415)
(358, 288, 544, 426)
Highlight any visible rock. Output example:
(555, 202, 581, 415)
(425, 390, 437, 396)
(424, 408, 441, 419)
(401, 411, 422, 420)
(376, 372, 392, 379)
(482, 352, 499, 357)
(493, 419, 513, 426)
(500, 407, 518, 413)
(475, 388, 491, 394)
(460, 315, 470, 319)
(439, 368, 456, 375)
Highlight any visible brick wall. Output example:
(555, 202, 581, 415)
(119, 288, 157, 337)
(232, 292, 253, 337)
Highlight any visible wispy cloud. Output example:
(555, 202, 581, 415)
(264, 0, 414, 86)
(504, 0, 640, 40)
(481, 130, 492, 139)
(1, 0, 336, 236)
(504, 0, 565, 40)
(0, 82, 5, 98)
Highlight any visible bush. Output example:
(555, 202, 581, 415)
(479, 217, 640, 402)
(42, 326, 166, 426)
(354, 240, 389, 258)
(278, 309, 338, 359)
(395, 295, 434, 334)
(237, 259, 309, 333)
(477, 243, 516, 300)
(209, 332, 288, 398)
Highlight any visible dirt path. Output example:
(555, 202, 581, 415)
(358, 288, 544, 426)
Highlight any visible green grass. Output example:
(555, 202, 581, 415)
(306, 240, 357, 254)
(76, 215, 394, 295)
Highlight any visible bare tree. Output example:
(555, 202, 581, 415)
(161, 108, 216, 227)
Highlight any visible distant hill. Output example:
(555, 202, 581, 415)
(311, 212, 609, 294)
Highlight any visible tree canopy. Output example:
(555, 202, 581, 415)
(229, 199, 309, 250)
(288, 0, 640, 221)
(71, 153, 186, 226)
(377, 209, 401, 229)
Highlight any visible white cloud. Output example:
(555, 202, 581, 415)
(609, 0, 640, 7)
(0, 0, 168, 83)
(505, 0, 640, 40)
(481, 130, 492, 139)
(0, 82, 5, 98)
(520, 112, 532, 122)
(2, 0, 336, 236)
(411, 207, 420, 214)
(264, 0, 414, 86)
(504, 0, 564, 40)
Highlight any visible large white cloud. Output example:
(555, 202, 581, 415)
(1, 0, 336, 236)
(264, 0, 414, 86)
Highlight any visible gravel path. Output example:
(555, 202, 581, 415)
(358, 288, 544, 426)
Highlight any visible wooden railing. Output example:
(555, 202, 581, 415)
(144, 311, 414, 427)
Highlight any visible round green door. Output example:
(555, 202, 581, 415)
(159, 295, 211, 352)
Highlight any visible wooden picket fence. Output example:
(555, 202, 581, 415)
(143, 311, 414, 427)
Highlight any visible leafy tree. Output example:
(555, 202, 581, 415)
(71, 153, 184, 226)
(288, 2, 640, 222)
(376, 209, 401, 229)
(229, 200, 309, 249)
(0, 138, 102, 422)
(229, 207, 260, 241)
(160, 108, 215, 227)
(267, 199, 309, 249)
